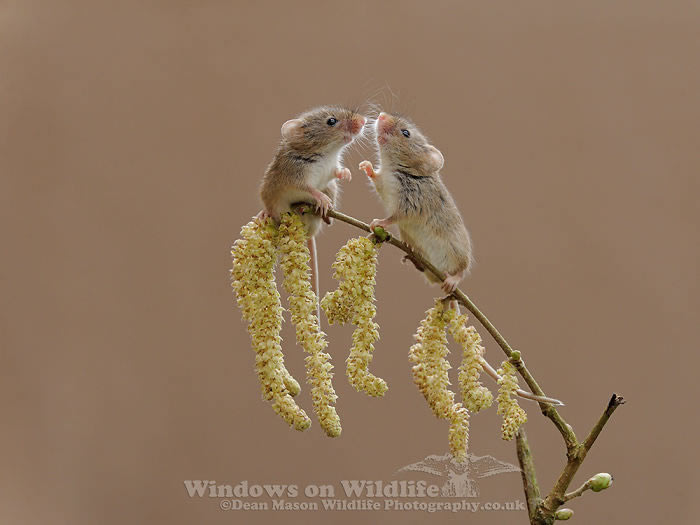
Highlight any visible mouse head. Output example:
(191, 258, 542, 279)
(281, 106, 366, 155)
(374, 112, 444, 176)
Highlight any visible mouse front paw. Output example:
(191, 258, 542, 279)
(359, 160, 376, 179)
(369, 218, 391, 231)
(314, 192, 333, 218)
(334, 167, 352, 182)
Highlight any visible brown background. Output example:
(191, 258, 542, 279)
(2, 1, 698, 524)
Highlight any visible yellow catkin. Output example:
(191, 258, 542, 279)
(230, 218, 310, 430)
(448, 313, 494, 413)
(321, 237, 387, 397)
(496, 360, 528, 440)
(278, 213, 341, 438)
(409, 301, 469, 461)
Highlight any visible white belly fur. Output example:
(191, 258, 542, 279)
(276, 154, 340, 236)
(401, 221, 457, 278)
(279, 155, 338, 211)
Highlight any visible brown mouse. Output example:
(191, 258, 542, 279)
(359, 111, 472, 293)
(258, 106, 366, 314)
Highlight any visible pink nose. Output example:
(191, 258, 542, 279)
(350, 116, 366, 134)
(377, 113, 393, 133)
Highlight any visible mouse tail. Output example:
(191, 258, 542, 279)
(480, 358, 564, 406)
(308, 236, 321, 328)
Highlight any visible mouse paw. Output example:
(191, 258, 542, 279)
(370, 218, 391, 231)
(256, 209, 271, 221)
(314, 192, 333, 218)
(334, 167, 352, 182)
(359, 160, 376, 179)
(441, 274, 462, 294)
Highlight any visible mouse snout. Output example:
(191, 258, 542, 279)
(376, 113, 395, 135)
(347, 115, 366, 135)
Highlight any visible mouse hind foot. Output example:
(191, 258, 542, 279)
(441, 270, 466, 294)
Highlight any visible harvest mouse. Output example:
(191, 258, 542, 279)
(258, 106, 367, 314)
(359, 113, 564, 407)
(359, 111, 472, 294)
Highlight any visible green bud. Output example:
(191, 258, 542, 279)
(510, 350, 521, 361)
(555, 508, 574, 520)
(373, 226, 390, 242)
(589, 473, 613, 492)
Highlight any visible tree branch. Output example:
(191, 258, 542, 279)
(516, 429, 541, 521)
(539, 394, 625, 518)
(562, 479, 592, 503)
(581, 393, 625, 453)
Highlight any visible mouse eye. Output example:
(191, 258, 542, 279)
(401, 129, 411, 138)
(327, 117, 338, 126)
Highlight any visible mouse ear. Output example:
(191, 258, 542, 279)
(281, 119, 304, 140)
(425, 145, 444, 172)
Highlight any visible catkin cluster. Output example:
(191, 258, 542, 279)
(496, 360, 528, 440)
(230, 218, 310, 431)
(278, 213, 342, 437)
(232, 214, 529, 447)
(321, 237, 387, 397)
(448, 313, 494, 413)
(409, 301, 470, 461)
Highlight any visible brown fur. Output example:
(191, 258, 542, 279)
(363, 112, 472, 284)
(260, 106, 365, 236)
